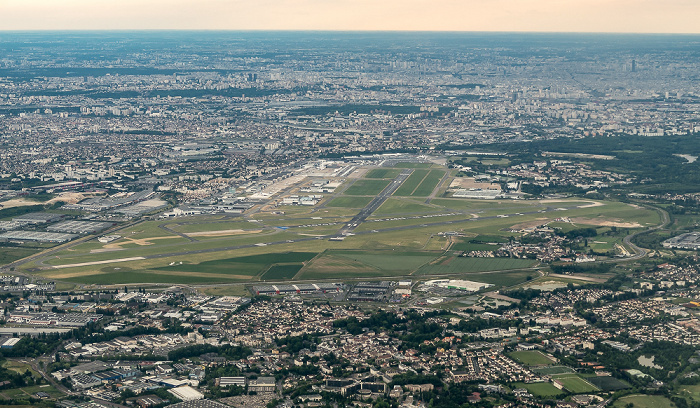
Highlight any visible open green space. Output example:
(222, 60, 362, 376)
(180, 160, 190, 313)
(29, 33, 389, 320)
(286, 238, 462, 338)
(417, 257, 537, 276)
(374, 198, 437, 215)
(587, 376, 630, 391)
(2, 361, 41, 378)
(0, 247, 38, 265)
(326, 196, 373, 208)
(411, 170, 445, 197)
(531, 366, 575, 376)
(0, 384, 63, 400)
(613, 395, 676, 408)
(72, 271, 236, 285)
(297, 249, 438, 279)
(168, 221, 257, 234)
(394, 169, 430, 196)
(344, 179, 392, 196)
(261, 264, 306, 280)
(451, 240, 500, 252)
(509, 351, 555, 366)
(553, 375, 599, 393)
(155, 252, 317, 274)
(27, 196, 662, 285)
(677, 384, 700, 406)
(511, 382, 563, 397)
(333, 250, 437, 270)
(364, 168, 401, 179)
(393, 162, 433, 168)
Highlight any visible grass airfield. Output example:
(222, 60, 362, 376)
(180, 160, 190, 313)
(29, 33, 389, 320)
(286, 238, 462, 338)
(20, 163, 661, 287)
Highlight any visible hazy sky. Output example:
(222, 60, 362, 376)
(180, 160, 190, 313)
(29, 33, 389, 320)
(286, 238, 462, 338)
(1, 0, 698, 33)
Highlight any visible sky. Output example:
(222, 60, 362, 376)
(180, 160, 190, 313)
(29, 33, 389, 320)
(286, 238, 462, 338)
(0, 0, 698, 33)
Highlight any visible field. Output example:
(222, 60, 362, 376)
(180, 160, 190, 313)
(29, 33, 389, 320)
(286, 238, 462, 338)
(0, 247, 39, 264)
(417, 257, 537, 276)
(365, 168, 401, 179)
(509, 351, 555, 366)
(587, 376, 630, 391)
(297, 249, 438, 279)
(393, 162, 433, 168)
(553, 375, 599, 393)
(411, 170, 445, 196)
(511, 382, 563, 397)
(19, 178, 663, 286)
(374, 198, 437, 215)
(394, 169, 429, 196)
(326, 196, 373, 208)
(613, 395, 676, 408)
(531, 366, 575, 375)
(261, 264, 305, 280)
(344, 179, 391, 195)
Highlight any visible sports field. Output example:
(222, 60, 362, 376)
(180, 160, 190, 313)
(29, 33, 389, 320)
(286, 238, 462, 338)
(553, 375, 599, 393)
(587, 376, 630, 391)
(511, 382, 563, 397)
(509, 351, 555, 366)
(531, 366, 575, 376)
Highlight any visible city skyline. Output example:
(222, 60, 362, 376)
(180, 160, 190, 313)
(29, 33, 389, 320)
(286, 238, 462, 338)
(1, 0, 699, 34)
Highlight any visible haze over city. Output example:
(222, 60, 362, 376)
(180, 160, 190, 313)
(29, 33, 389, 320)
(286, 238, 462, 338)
(1, 0, 699, 33)
(1, 0, 700, 407)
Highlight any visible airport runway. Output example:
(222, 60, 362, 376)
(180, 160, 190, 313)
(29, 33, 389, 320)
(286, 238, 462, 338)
(46, 203, 594, 267)
(336, 168, 413, 236)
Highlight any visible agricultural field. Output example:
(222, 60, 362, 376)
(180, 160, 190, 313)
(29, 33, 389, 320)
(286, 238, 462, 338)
(613, 395, 676, 408)
(553, 375, 599, 393)
(508, 351, 555, 366)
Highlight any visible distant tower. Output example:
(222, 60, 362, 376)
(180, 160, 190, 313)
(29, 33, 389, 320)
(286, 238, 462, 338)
(631, 60, 636, 72)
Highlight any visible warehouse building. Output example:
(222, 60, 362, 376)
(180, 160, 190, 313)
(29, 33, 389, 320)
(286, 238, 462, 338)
(47, 220, 112, 234)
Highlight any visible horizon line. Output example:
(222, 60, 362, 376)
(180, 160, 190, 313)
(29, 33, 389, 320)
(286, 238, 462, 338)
(1, 29, 699, 35)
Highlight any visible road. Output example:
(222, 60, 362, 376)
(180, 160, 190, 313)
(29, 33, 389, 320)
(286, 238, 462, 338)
(608, 204, 669, 263)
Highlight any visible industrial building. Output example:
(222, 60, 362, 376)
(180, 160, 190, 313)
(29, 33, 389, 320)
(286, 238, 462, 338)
(347, 281, 392, 302)
(663, 232, 700, 250)
(12, 212, 65, 224)
(252, 283, 342, 295)
(47, 220, 112, 234)
(424, 279, 494, 293)
(0, 230, 78, 243)
(452, 188, 503, 199)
